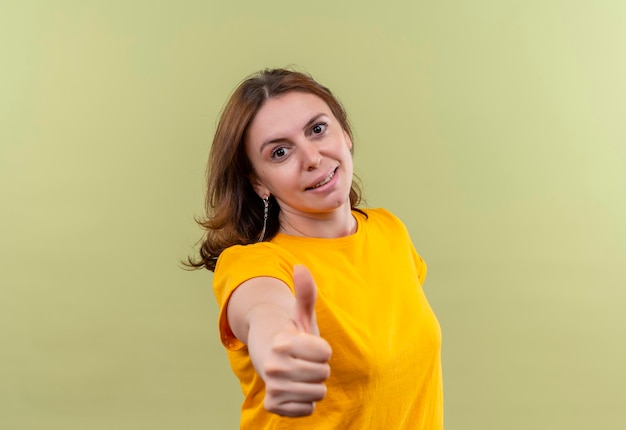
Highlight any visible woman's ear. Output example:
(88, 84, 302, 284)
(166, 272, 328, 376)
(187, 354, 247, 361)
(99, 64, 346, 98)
(249, 173, 269, 198)
(344, 130, 353, 152)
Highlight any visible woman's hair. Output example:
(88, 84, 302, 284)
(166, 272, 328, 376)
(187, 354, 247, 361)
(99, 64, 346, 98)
(187, 68, 364, 271)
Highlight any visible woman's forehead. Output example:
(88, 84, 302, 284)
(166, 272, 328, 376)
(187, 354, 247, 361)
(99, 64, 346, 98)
(247, 92, 332, 142)
(259, 92, 329, 118)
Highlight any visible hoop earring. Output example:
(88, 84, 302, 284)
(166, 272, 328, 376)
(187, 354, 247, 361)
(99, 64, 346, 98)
(257, 196, 269, 242)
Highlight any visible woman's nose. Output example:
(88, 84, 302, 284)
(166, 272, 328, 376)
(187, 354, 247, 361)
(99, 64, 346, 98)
(301, 142, 322, 171)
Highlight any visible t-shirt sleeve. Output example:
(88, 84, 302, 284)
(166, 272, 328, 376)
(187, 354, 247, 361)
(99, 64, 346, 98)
(212, 244, 296, 351)
(411, 245, 428, 285)
(373, 208, 428, 286)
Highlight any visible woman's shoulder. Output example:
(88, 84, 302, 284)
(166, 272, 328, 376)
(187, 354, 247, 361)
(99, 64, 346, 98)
(360, 207, 407, 228)
(215, 241, 298, 273)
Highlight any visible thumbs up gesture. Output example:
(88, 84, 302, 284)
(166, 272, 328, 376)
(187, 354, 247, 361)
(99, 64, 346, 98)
(258, 265, 332, 417)
(293, 264, 321, 336)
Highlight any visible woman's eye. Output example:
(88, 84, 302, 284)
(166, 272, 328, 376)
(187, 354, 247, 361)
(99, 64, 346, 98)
(311, 122, 327, 135)
(271, 147, 287, 159)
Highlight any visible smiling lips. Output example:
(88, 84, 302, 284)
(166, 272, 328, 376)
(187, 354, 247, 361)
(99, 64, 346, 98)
(306, 168, 338, 190)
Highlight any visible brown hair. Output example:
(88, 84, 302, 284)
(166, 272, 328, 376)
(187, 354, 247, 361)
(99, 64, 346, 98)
(187, 68, 364, 271)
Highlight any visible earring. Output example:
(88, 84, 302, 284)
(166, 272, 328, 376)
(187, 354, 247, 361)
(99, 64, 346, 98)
(257, 196, 269, 242)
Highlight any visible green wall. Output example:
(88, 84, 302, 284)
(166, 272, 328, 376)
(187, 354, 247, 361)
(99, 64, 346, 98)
(2, 1, 625, 428)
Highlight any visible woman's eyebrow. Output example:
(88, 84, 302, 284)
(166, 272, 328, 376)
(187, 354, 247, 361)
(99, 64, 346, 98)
(302, 113, 326, 132)
(259, 113, 327, 154)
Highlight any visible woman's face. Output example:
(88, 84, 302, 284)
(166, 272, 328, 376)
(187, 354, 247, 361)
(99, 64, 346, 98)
(245, 91, 353, 220)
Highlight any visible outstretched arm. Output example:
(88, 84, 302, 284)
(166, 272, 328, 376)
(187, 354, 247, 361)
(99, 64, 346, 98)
(226, 265, 332, 417)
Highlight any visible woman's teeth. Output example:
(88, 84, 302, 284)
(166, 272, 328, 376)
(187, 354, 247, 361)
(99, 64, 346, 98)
(310, 170, 335, 189)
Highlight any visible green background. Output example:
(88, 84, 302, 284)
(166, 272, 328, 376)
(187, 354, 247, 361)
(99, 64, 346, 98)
(2, 1, 625, 429)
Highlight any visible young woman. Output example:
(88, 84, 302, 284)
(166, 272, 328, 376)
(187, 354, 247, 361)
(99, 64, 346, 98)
(189, 68, 443, 429)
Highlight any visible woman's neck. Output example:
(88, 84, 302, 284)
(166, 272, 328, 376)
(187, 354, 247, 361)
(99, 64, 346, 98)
(278, 206, 357, 239)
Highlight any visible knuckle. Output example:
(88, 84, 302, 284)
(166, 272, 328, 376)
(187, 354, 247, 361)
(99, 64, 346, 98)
(264, 398, 314, 417)
(272, 331, 295, 351)
(263, 397, 280, 414)
(309, 383, 325, 402)
(322, 341, 333, 359)
(262, 358, 285, 378)
(319, 383, 328, 400)
(303, 402, 316, 415)
(322, 363, 331, 380)
(264, 381, 285, 398)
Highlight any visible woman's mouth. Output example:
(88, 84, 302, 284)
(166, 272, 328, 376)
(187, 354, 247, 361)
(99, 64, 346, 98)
(306, 168, 337, 190)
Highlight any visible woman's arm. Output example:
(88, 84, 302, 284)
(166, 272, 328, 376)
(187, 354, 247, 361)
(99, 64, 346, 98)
(226, 265, 332, 417)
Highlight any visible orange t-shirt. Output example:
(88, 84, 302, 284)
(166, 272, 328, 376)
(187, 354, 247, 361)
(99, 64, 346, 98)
(213, 208, 443, 429)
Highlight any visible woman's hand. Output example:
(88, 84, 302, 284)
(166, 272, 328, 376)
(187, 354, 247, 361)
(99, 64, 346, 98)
(228, 265, 332, 417)
(258, 265, 332, 416)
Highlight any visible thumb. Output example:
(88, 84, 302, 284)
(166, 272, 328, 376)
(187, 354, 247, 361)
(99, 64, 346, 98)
(293, 264, 319, 335)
